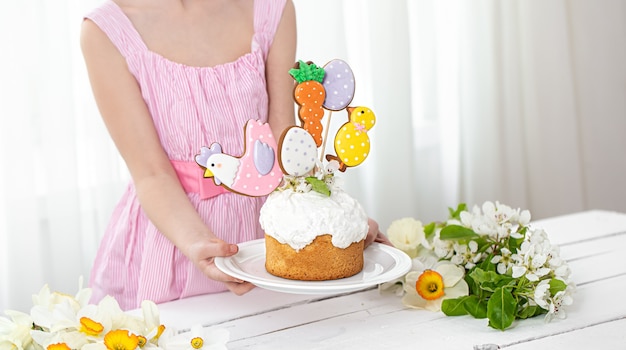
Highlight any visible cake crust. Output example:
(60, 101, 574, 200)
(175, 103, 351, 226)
(265, 234, 364, 281)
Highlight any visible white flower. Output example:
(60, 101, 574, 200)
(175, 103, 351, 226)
(484, 201, 530, 227)
(512, 256, 551, 282)
(402, 261, 469, 312)
(1, 277, 235, 350)
(30, 300, 93, 349)
(32, 278, 92, 313)
(533, 280, 552, 310)
(323, 174, 335, 187)
(294, 180, 312, 193)
(450, 241, 482, 270)
(325, 160, 340, 175)
(431, 230, 454, 259)
(460, 201, 530, 240)
(518, 209, 531, 226)
(545, 286, 575, 322)
(511, 228, 563, 282)
(386, 218, 427, 258)
(0, 310, 36, 350)
(533, 280, 575, 322)
(122, 300, 167, 348)
(380, 254, 439, 296)
(490, 247, 513, 274)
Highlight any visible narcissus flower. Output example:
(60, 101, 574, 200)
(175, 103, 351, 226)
(1, 278, 231, 350)
(0, 310, 34, 349)
(104, 329, 139, 350)
(387, 217, 428, 258)
(402, 261, 469, 311)
(160, 325, 229, 350)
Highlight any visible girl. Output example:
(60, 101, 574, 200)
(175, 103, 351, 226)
(82, 0, 390, 310)
(81, 0, 297, 310)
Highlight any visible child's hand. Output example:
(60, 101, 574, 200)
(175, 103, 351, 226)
(365, 218, 393, 248)
(187, 238, 255, 295)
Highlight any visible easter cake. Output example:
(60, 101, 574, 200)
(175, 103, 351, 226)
(196, 59, 376, 281)
(259, 60, 376, 281)
(259, 170, 369, 280)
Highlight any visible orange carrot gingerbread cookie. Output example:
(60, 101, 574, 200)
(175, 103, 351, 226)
(289, 60, 326, 147)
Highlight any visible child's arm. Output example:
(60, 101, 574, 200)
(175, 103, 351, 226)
(365, 218, 393, 248)
(80, 19, 253, 295)
(266, 0, 298, 139)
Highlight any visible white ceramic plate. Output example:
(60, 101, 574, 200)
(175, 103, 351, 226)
(215, 239, 411, 295)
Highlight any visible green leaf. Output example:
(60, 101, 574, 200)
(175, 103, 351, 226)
(477, 255, 497, 273)
(473, 237, 494, 254)
(517, 304, 547, 319)
(463, 295, 488, 319)
(305, 177, 330, 196)
(423, 222, 436, 239)
(448, 203, 467, 220)
(469, 268, 515, 293)
(464, 269, 481, 295)
(507, 235, 525, 252)
(469, 268, 490, 284)
(476, 258, 496, 273)
(549, 278, 568, 296)
(440, 225, 480, 241)
(487, 287, 517, 330)
(442, 297, 469, 316)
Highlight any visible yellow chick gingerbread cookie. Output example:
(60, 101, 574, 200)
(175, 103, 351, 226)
(326, 106, 376, 172)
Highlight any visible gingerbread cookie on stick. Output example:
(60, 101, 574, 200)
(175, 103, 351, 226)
(195, 120, 282, 197)
(325, 106, 376, 172)
(289, 60, 326, 147)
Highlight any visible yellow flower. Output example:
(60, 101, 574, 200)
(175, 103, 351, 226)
(402, 261, 469, 311)
(190, 337, 204, 349)
(137, 335, 147, 348)
(387, 218, 427, 258)
(104, 329, 139, 350)
(48, 343, 71, 350)
(160, 325, 229, 350)
(79, 317, 104, 336)
(415, 270, 445, 300)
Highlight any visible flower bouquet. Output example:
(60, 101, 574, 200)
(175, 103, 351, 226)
(0, 279, 229, 350)
(381, 201, 575, 330)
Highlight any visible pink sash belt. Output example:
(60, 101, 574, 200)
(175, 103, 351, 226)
(171, 160, 228, 199)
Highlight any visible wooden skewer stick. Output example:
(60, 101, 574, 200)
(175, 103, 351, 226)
(319, 110, 333, 162)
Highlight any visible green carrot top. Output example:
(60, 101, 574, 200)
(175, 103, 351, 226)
(289, 60, 325, 84)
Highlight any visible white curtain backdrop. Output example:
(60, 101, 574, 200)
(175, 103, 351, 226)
(0, 0, 128, 312)
(1, 0, 624, 312)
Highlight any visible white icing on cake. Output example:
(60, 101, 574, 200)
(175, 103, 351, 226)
(259, 187, 369, 251)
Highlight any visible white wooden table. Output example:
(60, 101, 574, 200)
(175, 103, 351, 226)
(153, 210, 626, 349)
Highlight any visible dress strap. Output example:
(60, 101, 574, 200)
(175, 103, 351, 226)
(253, 0, 288, 59)
(84, 0, 148, 59)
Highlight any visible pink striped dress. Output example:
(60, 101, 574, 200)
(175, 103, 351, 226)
(85, 0, 287, 310)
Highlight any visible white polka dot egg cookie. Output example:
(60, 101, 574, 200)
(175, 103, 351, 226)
(278, 126, 318, 177)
